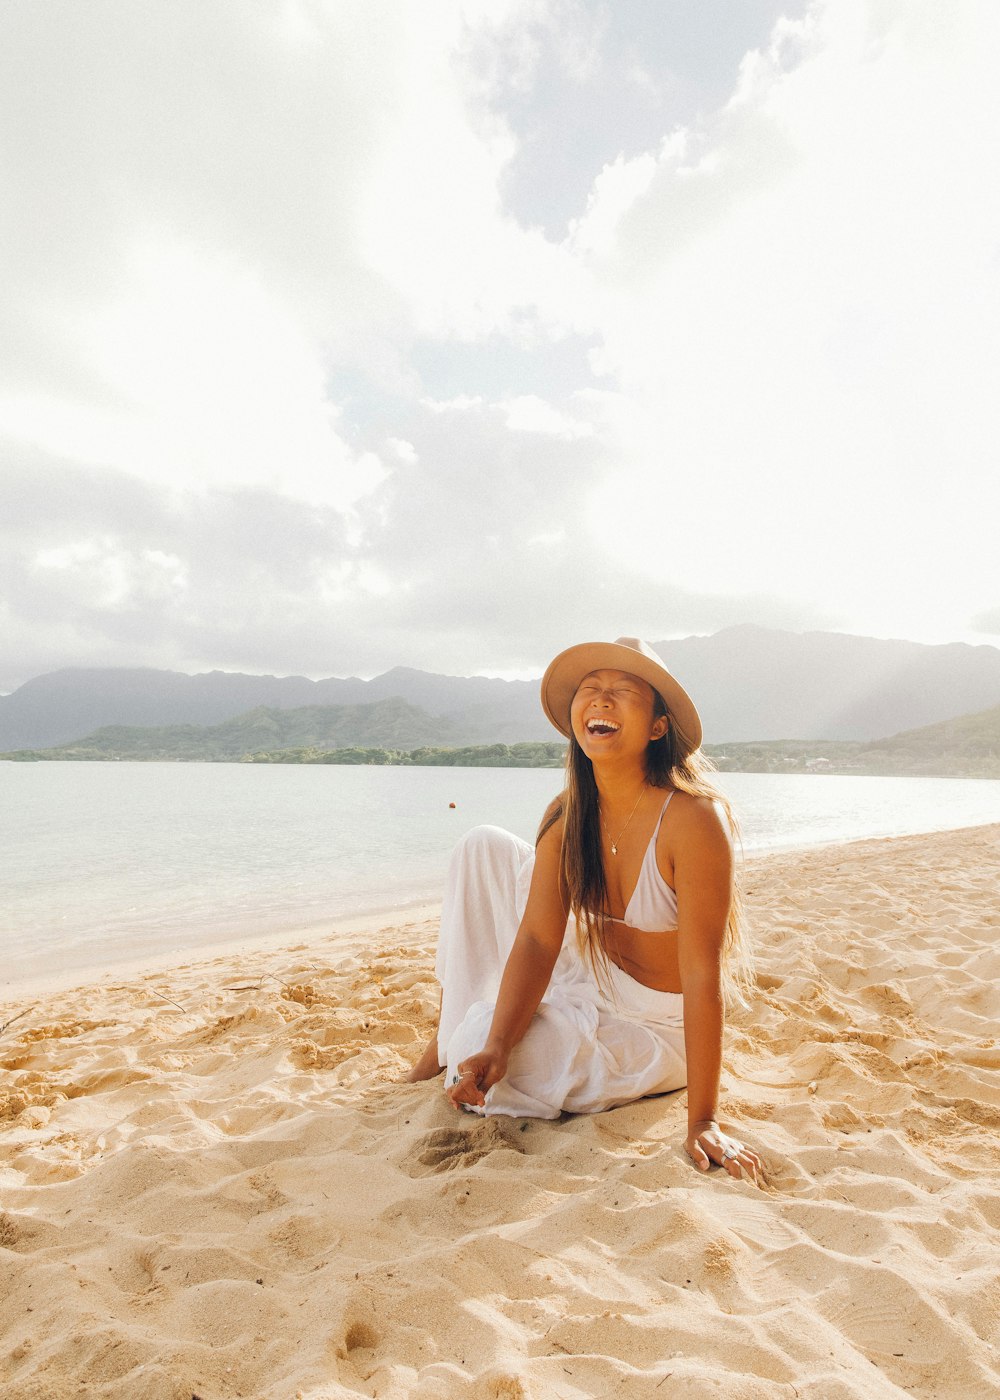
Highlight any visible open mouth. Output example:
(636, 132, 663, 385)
(586, 718, 621, 736)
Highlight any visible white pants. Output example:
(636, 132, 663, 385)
(435, 826, 687, 1119)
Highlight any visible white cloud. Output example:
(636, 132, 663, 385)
(2, 0, 999, 688)
(503, 395, 594, 438)
(32, 534, 190, 614)
(570, 147, 661, 258)
(0, 1, 584, 504)
(386, 438, 419, 465)
(419, 389, 600, 441)
(3, 240, 388, 508)
(568, 0, 1000, 643)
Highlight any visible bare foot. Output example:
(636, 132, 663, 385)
(401, 1032, 444, 1083)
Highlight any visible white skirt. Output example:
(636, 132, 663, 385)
(435, 825, 687, 1120)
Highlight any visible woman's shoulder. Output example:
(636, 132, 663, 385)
(536, 793, 566, 850)
(662, 787, 733, 848)
(541, 792, 565, 824)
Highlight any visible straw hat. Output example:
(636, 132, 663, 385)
(540, 636, 702, 756)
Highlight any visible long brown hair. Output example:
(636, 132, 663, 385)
(538, 692, 753, 1008)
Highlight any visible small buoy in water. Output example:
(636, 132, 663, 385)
(449, 801, 456, 809)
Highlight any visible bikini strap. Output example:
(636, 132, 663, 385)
(652, 790, 674, 840)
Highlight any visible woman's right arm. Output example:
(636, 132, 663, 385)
(446, 816, 568, 1109)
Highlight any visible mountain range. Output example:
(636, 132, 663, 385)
(3, 625, 1000, 751)
(9, 700, 1000, 779)
(3, 698, 466, 761)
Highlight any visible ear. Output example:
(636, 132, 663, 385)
(650, 715, 669, 741)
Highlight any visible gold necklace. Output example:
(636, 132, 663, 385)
(599, 783, 647, 856)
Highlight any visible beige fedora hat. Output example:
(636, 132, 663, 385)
(540, 636, 702, 756)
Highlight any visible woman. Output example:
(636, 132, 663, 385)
(406, 636, 762, 1183)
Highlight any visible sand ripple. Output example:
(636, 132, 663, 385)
(2, 825, 999, 1398)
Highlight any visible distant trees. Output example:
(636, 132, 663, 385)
(8, 707, 999, 777)
(402, 743, 565, 768)
(240, 742, 567, 768)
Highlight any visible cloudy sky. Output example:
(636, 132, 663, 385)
(2, 0, 998, 691)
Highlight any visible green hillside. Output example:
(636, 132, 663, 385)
(857, 702, 1000, 777)
(709, 703, 1000, 779)
(4, 696, 999, 778)
(1, 698, 463, 761)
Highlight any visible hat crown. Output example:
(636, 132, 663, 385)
(611, 636, 657, 662)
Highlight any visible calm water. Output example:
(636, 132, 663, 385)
(2, 762, 998, 984)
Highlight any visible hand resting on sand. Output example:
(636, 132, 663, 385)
(686, 1118, 764, 1183)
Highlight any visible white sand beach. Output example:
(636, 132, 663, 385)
(2, 824, 999, 1399)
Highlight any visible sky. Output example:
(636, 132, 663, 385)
(2, 0, 999, 691)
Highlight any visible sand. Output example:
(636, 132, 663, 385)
(1, 824, 999, 1400)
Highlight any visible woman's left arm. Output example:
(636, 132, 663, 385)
(672, 797, 762, 1183)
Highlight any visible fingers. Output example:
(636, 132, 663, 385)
(479, 1061, 506, 1094)
(445, 1058, 498, 1109)
(688, 1139, 711, 1172)
(692, 1132, 766, 1185)
(445, 1050, 509, 1110)
(739, 1148, 765, 1179)
(717, 1142, 765, 1184)
(446, 1067, 484, 1108)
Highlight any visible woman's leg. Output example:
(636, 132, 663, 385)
(403, 990, 446, 1081)
(403, 825, 533, 1080)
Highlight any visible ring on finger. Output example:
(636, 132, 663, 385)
(721, 1145, 741, 1162)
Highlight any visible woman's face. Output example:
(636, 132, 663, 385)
(570, 668, 668, 760)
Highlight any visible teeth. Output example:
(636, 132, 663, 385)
(587, 719, 620, 733)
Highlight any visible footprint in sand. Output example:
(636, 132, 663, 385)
(0, 1212, 22, 1249)
(0, 1211, 60, 1252)
(409, 1120, 528, 1176)
(331, 1317, 381, 1370)
(343, 1321, 379, 1352)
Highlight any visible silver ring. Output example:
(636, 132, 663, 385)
(721, 1145, 741, 1161)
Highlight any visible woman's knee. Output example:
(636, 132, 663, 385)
(450, 824, 532, 875)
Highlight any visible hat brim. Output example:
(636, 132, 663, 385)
(540, 641, 702, 756)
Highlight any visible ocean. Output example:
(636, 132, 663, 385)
(3, 762, 998, 986)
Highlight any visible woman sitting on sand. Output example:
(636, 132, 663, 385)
(406, 637, 761, 1182)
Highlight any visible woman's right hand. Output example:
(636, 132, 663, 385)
(446, 1047, 509, 1110)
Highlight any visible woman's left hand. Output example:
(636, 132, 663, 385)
(686, 1119, 764, 1184)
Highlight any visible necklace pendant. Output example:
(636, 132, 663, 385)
(600, 782, 646, 861)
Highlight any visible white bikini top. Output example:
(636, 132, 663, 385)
(608, 792, 678, 932)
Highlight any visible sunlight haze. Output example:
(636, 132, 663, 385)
(1, 0, 998, 690)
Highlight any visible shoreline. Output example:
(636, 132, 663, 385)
(5, 819, 998, 1007)
(3, 821, 998, 1006)
(4, 754, 999, 781)
(0, 898, 443, 1003)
